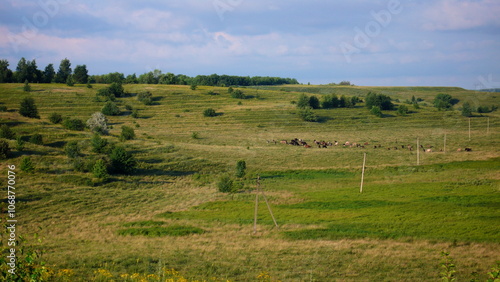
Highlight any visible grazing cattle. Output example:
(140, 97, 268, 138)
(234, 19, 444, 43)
(407, 145, 413, 151)
(465, 148, 472, 152)
(364, 142, 370, 146)
(426, 149, 432, 153)
(457, 148, 462, 152)
(280, 140, 288, 144)
(304, 144, 311, 148)
(334, 141, 339, 146)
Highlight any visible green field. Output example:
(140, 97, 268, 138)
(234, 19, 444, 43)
(1, 83, 499, 281)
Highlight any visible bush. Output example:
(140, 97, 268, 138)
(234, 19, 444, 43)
(370, 106, 383, 117)
(217, 176, 235, 193)
(101, 101, 120, 116)
(23, 80, 31, 92)
(461, 102, 473, 117)
(297, 94, 309, 109)
(0, 105, 7, 112)
(109, 146, 136, 174)
(20, 156, 35, 173)
(231, 89, 246, 99)
(137, 91, 153, 105)
(321, 94, 339, 109)
(29, 134, 43, 145)
(19, 97, 40, 118)
(397, 105, 409, 116)
(66, 76, 74, 86)
(63, 118, 85, 131)
(365, 92, 394, 110)
(120, 126, 135, 141)
(131, 109, 139, 118)
(91, 133, 109, 153)
(108, 82, 124, 97)
(0, 125, 16, 140)
(93, 159, 109, 182)
(298, 107, 318, 122)
(434, 93, 457, 110)
(227, 87, 234, 93)
(16, 136, 25, 151)
(203, 108, 217, 117)
(236, 160, 246, 178)
(308, 96, 320, 109)
(190, 84, 197, 90)
(49, 112, 63, 124)
(64, 140, 81, 158)
(86, 112, 108, 134)
(96, 88, 115, 101)
(0, 139, 10, 159)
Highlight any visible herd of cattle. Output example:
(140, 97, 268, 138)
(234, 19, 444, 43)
(267, 138, 472, 152)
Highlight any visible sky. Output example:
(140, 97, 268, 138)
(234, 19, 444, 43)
(1, 0, 499, 89)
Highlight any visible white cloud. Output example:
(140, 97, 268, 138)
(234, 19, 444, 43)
(422, 0, 500, 31)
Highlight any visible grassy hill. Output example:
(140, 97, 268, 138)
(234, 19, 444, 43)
(0, 83, 499, 281)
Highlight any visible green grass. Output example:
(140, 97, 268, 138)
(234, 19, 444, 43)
(1, 83, 499, 281)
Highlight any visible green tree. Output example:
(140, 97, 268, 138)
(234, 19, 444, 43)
(231, 89, 246, 99)
(48, 113, 63, 124)
(203, 108, 217, 117)
(101, 101, 120, 116)
(236, 160, 246, 178)
(217, 175, 235, 193)
(299, 107, 318, 122)
(93, 159, 109, 182)
(0, 59, 13, 83)
(397, 105, 409, 116)
(321, 94, 339, 109)
(43, 63, 55, 83)
(23, 79, 31, 92)
(56, 58, 72, 83)
(434, 93, 455, 110)
(15, 57, 29, 82)
(29, 133, 43, 145)
(65, 75, 74, 86)
(365, 92, 394, 110)
(73, 64, 89, 84)
(120, 126, 135, 141)
(15, 136, 25, 151)
(91, 133, 109, 154)
(0, 139, 10, 159)
(308, 96, 320, 109)
(64, 140, 82, 159)
(62, 118, 85, 131)
(20, 156, 35, 173)
(461, 102, 473, 117)
(108, 82, 124, 97)
(297, 94, 309, 109)
(19, 97, 40, 118)
(370, 106, 383, 117)
(0, 125, 16, 140)
(109, 146, 136, 174)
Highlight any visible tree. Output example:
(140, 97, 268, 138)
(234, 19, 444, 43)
(365, 92, 394, 110)
(434, 93, 455, 111)
(20, 156, 35, 173)
(308, 96, 320, 109)
(64, 140, 81, 158)
(203, 108, 217, 117)
(0, 125, 16, 140)
(86, 112, 109, 134)
(236, 160, 246, 178)
(461, 102, 473, 117)
(63, 118, 85, 131)
(217, 175, 235, 193)
(108, 82, 124, 97)
(120, 126, 135, 141)
(93, 159, 109, 182)
(231, 89, 246, 99)
(56, 58, 72, 83)
(73, 65, 89, 84)
(321, 94, 339, 109)
(43, 64, 55, 83)
(297, 94, 309, 109)
(19, 97, 40, 118)
(370, 106, 383, 117)
(66, 75, 75, 86)
(0, 59, 14, 83)
(299, 107, 318, 122)
(101, 101, 120, 116)
(91, 133, 109, 154)
(23, 79, 31, 92)
(49, 112, 63, 124)
(0, 139, 10, 159)
(15, 57, 29, 83)
(397, 105, 409, 116)
(29, 133, 43, 145)
(109, 146, 136, 174)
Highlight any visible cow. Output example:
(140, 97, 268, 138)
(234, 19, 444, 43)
(426, 149, 432, 153)
(465, 148, 472, 152)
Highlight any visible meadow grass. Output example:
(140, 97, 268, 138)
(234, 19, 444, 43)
(0, 83, 499, 281)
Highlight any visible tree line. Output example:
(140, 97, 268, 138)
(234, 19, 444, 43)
(0, 57, 298, 86)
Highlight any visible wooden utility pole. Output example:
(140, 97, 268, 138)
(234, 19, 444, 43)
(360, 153, 366, 193)
(469, 118, 471, 141)
(444, 133, 447, 154)
(417, 138, 420, 166)
(253, 176, 278, 235)
(487, 118, 490, 135)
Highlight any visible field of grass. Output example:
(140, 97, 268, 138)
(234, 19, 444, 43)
(1, 83, 499, 281)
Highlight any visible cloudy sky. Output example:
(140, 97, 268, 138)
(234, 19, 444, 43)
(1, 0, 499, 89)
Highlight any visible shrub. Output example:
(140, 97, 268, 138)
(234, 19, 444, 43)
(365, 92, 394, 110)
(64, 140, 81, 158)
(227, 87, 234, 93)
(91, 133, 109, 153)
(461, 102, 473, 117)
(0, 105, 7, 112)
(93, 159, 109, 182)
(96, 88, 115, 101)
(86, 112, 108, 134)
(0, 139, 10, 159)
(434, 93, 456, 110)
(298, 107, 318, 122)
(0, 125, 16, 140)
(29, 134, 43, 145)
(19, 97, 40, 118)
(397, 105, 409, 116)
(203, 108, 217, 117)
(120, 126, 135, 141)
(20, 156, 35, 173)
(101, 101, 120, 116)
(16, 136, 25, 151)
(125, 104, 133, 111)
(131, 109, 139, 118)
(23, 79, 31, 92)
(321, 94, 339, 109)
(108, 82, 124, 97)
(191, 132, 200, 139)
(231, 89, 246, 99)
(370, 106, 383, 117)
(297, 94, 310, 109)
(63, 118, 85, 131)
(308, 96, 320, 109)
(109, 146, 136, 174)
(190, 84, 197, 90)
(236, 160, 246, 178)
(137, 91, 153, 105)
(66, 76, 74, 86)
(49, 112, 63, 124)
(217, 176, 235, 193)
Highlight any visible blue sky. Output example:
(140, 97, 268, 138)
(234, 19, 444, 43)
(1, 0, 499, 89)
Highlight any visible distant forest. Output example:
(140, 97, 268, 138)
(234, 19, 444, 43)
(0, 57, 298, 86)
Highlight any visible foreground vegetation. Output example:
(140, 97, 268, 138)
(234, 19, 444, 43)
(0, 83, 499, 281)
